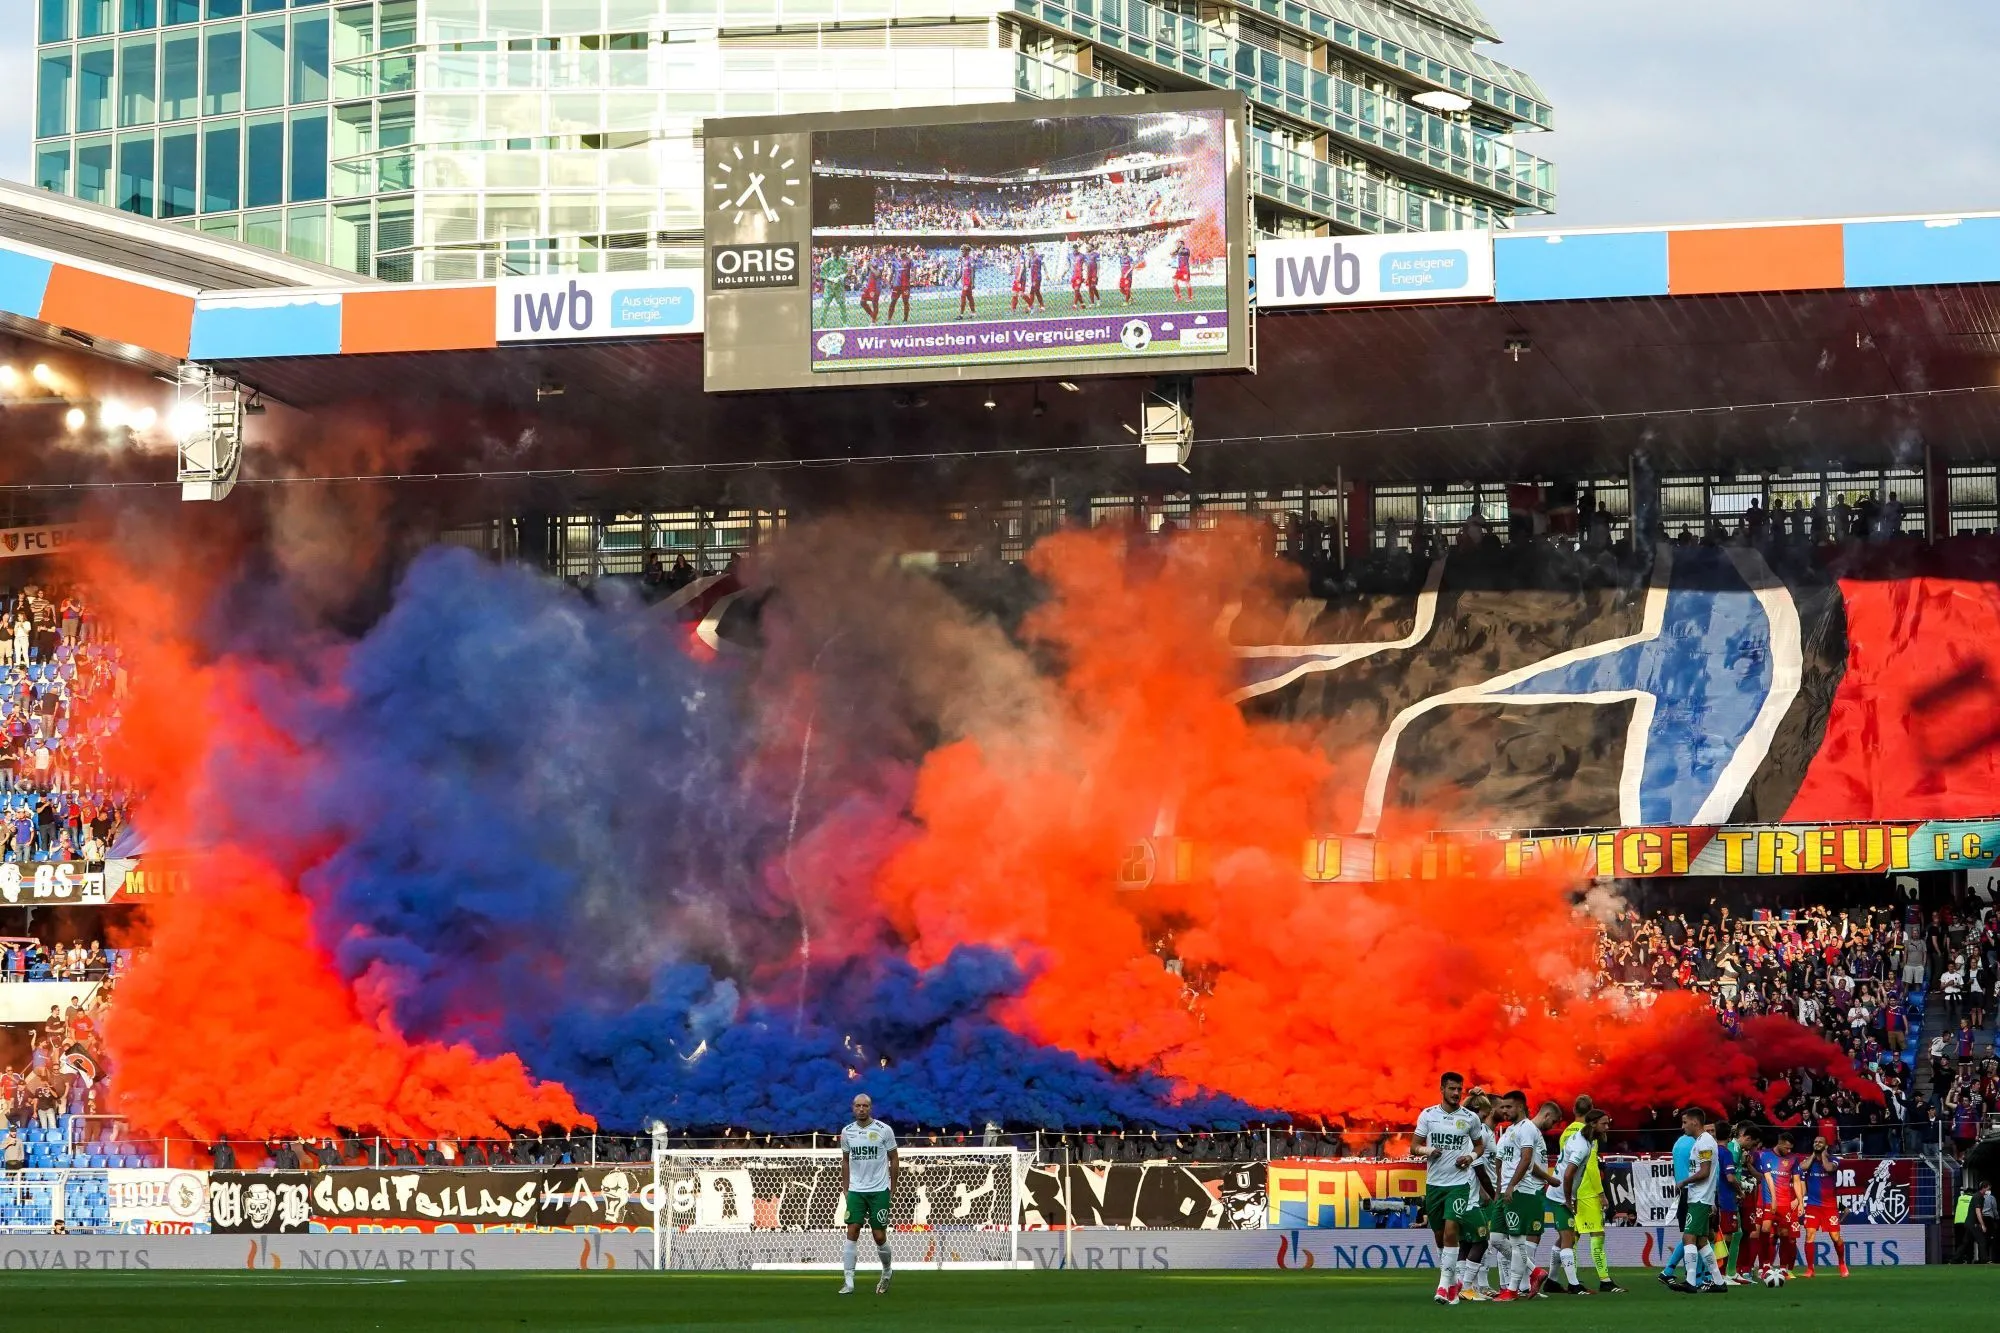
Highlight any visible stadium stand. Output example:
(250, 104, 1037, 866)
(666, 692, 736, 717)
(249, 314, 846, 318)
(0, 582, 132, 863)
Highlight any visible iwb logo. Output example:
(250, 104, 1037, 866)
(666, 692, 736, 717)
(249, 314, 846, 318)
(511, 279, 594, 335)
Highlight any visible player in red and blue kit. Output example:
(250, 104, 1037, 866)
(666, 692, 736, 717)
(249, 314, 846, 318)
(1752, 1135, 1803, 1277)
(1085, 245, 1101, 305)
(1171, 239, 1193, 302)
(1068, 244, 1087, 307)
(886, 251, 913, 323)
(957, 245, 977, 317)
(1799, 1135, 1849, 1278)
(1010, 248, 1028, 312)
(859, 259, 883, 324)
(1026, 246, 1046, 309)
(1118, 247, 1136, 303)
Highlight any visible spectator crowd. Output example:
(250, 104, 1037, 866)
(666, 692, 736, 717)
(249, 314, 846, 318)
(818, 170, 1195, 235)
(0, 582, 133, 864)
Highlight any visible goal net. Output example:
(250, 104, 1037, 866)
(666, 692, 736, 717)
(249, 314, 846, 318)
(650, 1146, 1025, 1271)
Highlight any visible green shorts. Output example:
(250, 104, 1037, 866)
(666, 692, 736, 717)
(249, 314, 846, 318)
(844, 1189, 892, 1231)
(1460, 1200, 1491, 1243)
(1683, 1201, 1714, 1238)
(1498, 1194, 1546, 1237)
(1424, 1184, 1473, 1234)
(1544, 1197, 1575, 1233)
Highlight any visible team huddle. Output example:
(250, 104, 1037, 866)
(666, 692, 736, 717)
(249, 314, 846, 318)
(1413, 1072, 1852, 1305)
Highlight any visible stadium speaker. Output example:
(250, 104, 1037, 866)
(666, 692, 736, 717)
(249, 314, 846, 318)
(175, 369, 244, 503)
(1141, 376, 1193, 469)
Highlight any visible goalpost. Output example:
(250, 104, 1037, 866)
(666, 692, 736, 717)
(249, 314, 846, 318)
(649, 1142, 1027, 1272)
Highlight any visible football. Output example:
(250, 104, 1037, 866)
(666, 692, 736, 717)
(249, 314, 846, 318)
(1763, 1269, 1789, 1288)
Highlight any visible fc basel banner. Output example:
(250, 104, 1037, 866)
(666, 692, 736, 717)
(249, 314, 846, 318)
(1213, 541, 2000, 871)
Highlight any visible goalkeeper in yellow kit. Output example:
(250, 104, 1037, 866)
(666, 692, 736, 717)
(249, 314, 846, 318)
(1558, 1095, 1624, 1293)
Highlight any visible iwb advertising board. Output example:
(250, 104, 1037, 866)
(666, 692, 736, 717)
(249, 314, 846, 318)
(1256, 232, 1495, 309)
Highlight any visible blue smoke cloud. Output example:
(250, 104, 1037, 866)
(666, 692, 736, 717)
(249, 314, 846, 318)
(201, 548, 1257, 1130)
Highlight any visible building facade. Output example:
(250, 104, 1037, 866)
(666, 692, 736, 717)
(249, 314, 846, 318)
(29, 0, 1553, 281)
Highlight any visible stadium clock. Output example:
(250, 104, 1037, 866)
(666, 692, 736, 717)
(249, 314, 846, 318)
(711, 139, 802, 227)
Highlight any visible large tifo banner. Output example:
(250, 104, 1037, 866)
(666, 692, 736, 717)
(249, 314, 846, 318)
(1226, 542, 2000, 858)
(1021, 1163, 1266, 1229)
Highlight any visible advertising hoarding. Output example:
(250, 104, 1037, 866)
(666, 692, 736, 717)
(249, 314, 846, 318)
(703, 94, 1252, 392)
(1256, 232, 1495, 308)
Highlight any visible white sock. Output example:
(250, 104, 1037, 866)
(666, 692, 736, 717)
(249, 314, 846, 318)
(1438, 1244, 1459, 1287)
(876, 1239, 892, 1275)
(1456, 1257, 1478, 1290)
(1512, 1241, 1533, 1291)
(1484, 1237, 1507, 1287)
(1698, 1244, 1718, 1284)
(1558, 1246, 1580, 1288)
(1680, 1242, 1700, 1281)
(842, 1239, 857, 1284)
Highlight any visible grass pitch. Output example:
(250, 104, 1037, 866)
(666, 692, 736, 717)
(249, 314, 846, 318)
(0, 1267, 1977, 1330)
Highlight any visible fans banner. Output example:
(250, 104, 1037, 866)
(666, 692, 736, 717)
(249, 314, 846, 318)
(206, 1171, 311, 1234)
(107, 1169, 212, 1235)
(1265, 1159, 1424, 1228)
(1122, 818, 2000, 887)
(1612, 1156, 1918, 1227)
(0, 523, 82, 559)
(1021, 1162, 1266, 1229)
(305, 1167, 655, 1233)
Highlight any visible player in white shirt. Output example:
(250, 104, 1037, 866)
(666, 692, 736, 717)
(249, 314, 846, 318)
(1496, 1099, 1561, 1299)
(1671, 1105, 1727, 1294)
(1545, 1107, 1606, 1296)
(837, 1093, 899, 1295)
(1412, 1071, 1494, 1305)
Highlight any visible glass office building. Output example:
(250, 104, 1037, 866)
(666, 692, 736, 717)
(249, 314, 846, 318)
(29, 0, 1553, 280)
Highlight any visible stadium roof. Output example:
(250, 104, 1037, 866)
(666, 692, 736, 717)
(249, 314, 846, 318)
(15, 199, 2000, 499)
(0, 181, 367, 371)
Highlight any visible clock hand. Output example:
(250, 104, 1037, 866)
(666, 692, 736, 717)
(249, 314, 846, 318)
(730, 173, 767, 209)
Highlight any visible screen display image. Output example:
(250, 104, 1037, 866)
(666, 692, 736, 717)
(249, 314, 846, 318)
(805, 108, 1234, 374)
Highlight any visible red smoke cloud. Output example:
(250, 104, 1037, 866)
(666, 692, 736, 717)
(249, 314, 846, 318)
(875, 523, 1864, 1125)
(91, 547, 584, 1140)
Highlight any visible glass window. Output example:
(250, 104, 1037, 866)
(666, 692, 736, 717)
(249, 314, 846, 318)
(161, 33, 198, 120)
(285, 206, 326, 262)
(487, 0, 541, 35)
(290, 14, 328, 102)
(205, 24, 243, 114)
(246, 111, 285, 206)
(79, 0, 112, 35)
(206, 0, 241, 13)
(36, 53, 73, 140)
(247, 18, 286, 108)
(78, 45, 116, 132)
(202, 120, 240, 210)
(119, 38, 158, 126)
(378, 0, 414, 46)
(40, 0, 72, 41)
(334, 3, 372, 54)
(242, 209, 282, 250)
(121, 0, 155, 30)
(35, 146, 71, 195)
(424, 0, 476, 41)
(159, 126, 197, 216)
(288, 107, 326, 200)
(76, 138, 113, 204)
(117, 131, 155, 214)
(164, 0, 199, 20)
(251, 0, 285, 10)
(548, 0, 601, 34)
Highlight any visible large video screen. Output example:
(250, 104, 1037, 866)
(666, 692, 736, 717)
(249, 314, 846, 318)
(804, 108, 1235, 375)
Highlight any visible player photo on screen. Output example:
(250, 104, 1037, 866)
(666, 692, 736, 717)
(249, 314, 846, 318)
(806, 109, 1233, 373)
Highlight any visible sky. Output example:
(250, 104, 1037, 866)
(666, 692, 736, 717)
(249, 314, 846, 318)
(3, 0, 1999, 229)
